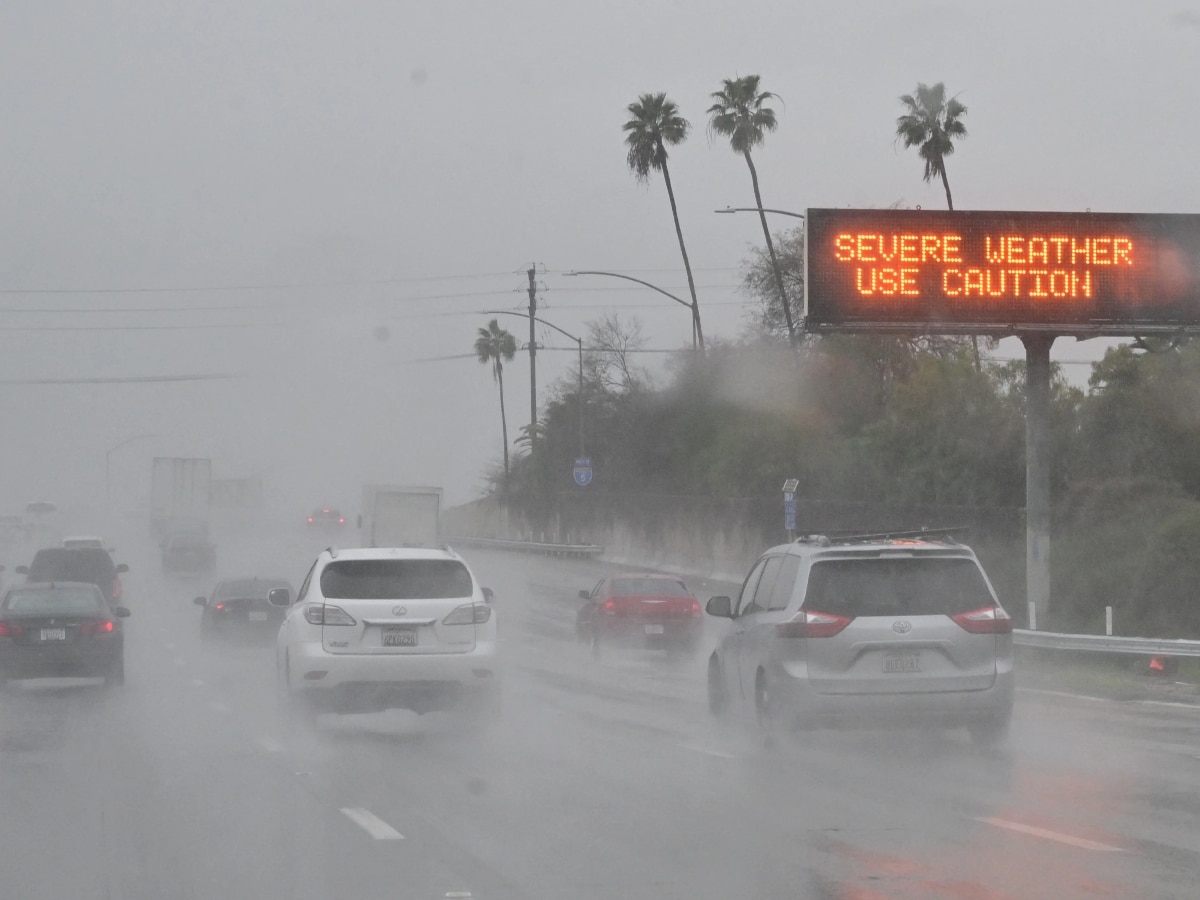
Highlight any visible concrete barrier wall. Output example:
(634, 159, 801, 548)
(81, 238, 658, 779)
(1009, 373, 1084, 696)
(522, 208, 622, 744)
(443, 496, 768, 584)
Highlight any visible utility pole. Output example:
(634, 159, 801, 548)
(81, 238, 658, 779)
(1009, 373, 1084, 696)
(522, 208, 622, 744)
(527, 267, 538, 454)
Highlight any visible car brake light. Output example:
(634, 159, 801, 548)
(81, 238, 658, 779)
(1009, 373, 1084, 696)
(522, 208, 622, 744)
(775, 609, 854, 639)
(690, 599, 702, 616)
(603, 599, 616, 615)
(81, 620, 115, 635)
(951, 605, 1013, 634)
(304, 603, 356, 626)
(443, 603, 492, 625)
(338, 517, 345, 524)
(215, 603, 225, 610)
(307, 517, 314, 523)
(0, 621, 25, 637)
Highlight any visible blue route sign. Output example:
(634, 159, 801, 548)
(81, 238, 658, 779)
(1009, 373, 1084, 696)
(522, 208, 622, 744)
(573, 457, 593, 487)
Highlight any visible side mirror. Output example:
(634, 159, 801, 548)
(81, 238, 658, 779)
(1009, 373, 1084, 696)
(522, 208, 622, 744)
(706, 596, 733, 618)
(482, 587, 495, 604)
(193, 596, 207, 607)
(113, 607, 132, 618)
(116, 564, 129, 574)
(267, 587, 291, 608)
(15, 566, 28, 575)
(578, 589, 591, 600)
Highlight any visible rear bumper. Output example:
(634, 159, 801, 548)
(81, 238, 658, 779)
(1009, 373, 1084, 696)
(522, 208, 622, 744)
(594, 617, 702, 648)
(286, 639, 499, 713)
(0, 642, 122, 679)
(768, 660, 1014, 728)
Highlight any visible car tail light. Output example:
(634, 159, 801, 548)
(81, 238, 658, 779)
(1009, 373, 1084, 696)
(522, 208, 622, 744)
(775, 609, 854, 639)
(442, 603, 492, 625)
(304, 603, 356, 626)
(690, 599, 702, 616)
(81, 620, 115, 635)
(602, 598, 617, 615)
(215, 603, 225, 611)
(951, 605, 1013, 634)
(0, 621, 25, 637)
(307, 517, 314, 524)
(338, 517, 345, 524)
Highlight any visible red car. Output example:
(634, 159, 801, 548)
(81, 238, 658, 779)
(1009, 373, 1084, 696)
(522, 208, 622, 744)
(576, 573, 702, 657)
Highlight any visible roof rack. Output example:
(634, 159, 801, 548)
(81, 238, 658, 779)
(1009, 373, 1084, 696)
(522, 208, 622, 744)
(796, 526, 970, 546)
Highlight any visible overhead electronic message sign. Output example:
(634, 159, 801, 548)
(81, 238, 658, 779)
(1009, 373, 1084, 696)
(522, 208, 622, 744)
(805, 209, 1200, 335)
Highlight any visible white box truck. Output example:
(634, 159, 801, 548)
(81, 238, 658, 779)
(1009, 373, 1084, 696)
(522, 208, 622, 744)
(358, 485, 442, 548)
(150, 457, 212, 537)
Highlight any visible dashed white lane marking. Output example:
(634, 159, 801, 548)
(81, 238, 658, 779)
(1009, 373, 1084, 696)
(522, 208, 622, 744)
(340, 807, 405, 840)
(680, 743, 740, 759)
(976, 817, 1125, 852)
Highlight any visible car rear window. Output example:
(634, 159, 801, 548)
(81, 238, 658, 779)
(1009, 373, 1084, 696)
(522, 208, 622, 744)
(611, 577, 690, 597)
(804, 557, 994, 618)
(29, 549, 116, 581)
(319, 559, 473, 600)
(4, 586, 104, 614)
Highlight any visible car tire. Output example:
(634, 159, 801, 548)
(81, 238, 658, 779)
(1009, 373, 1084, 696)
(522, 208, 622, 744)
(707, 655, 728, 716)
(755, 669, 780, 748)
(105, 656, 125, 687)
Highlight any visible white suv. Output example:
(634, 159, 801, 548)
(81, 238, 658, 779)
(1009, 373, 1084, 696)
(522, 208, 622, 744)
(706, 533, 1014, 746)
(272, 546, 499, 723)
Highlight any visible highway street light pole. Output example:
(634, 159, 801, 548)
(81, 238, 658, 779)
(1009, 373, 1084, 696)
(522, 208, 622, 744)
(565, 270, 700, 353)
(484, 311, 585, 457)
(715, 206, 806, 344)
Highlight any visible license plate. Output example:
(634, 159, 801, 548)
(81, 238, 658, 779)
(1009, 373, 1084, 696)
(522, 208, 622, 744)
(248, 611, 268, 622)
(884, 654, 920, 673)
(382, 627, 418, 647)
(40, 628, 67, 641)
(644, 624, 665, 635)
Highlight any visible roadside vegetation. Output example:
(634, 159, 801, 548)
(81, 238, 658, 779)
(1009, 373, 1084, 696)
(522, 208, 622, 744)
(472, 77, 1200, 641)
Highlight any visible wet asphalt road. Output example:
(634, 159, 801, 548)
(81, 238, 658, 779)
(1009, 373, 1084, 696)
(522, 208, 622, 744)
(2, 524, 1200, 899)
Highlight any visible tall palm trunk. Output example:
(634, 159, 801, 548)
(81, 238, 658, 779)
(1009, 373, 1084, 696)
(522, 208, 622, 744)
(938, 161, 980, 370)
(938, 161, 955, 211)
(659, 152, 704, 354)
(743, 149, 797, 345)
(497, 365, 510, 489)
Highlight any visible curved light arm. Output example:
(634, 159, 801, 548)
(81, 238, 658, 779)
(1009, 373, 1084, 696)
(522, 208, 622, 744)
(482, 310, 581, 345)
(564, 271, 693, 310)
(715, 206, 806, 220)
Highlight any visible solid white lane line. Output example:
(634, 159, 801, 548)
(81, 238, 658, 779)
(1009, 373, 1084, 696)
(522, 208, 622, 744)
(976, 817, 1124, 852)
(341, 807, 405, 840)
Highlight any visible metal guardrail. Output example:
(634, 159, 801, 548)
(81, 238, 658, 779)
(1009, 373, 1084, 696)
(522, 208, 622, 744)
(1014, 629, 1200, 657)
(447, 535, 605, 559)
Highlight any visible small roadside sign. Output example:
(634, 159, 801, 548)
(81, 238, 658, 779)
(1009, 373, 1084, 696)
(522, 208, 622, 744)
(573, 457, 593, 487)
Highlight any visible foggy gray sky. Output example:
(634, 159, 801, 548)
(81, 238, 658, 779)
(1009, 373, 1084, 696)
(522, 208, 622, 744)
(2, 1, 1198, 512)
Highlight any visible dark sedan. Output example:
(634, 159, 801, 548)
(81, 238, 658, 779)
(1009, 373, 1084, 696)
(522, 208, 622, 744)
(162, 531, 216, 574)
(195, 577, 292, 642)
(0, 582, 129, 685)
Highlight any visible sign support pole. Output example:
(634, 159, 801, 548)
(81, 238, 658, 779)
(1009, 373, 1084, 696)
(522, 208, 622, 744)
(1023, 333, 1054, 630)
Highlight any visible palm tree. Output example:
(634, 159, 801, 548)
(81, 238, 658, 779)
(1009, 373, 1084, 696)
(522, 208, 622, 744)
(895, 82, 967, 210)
(474, 319, 517, 490)
(707, 75, 796, 345)
(623, 92, 704, 354)
(896, 82, 979, 368)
